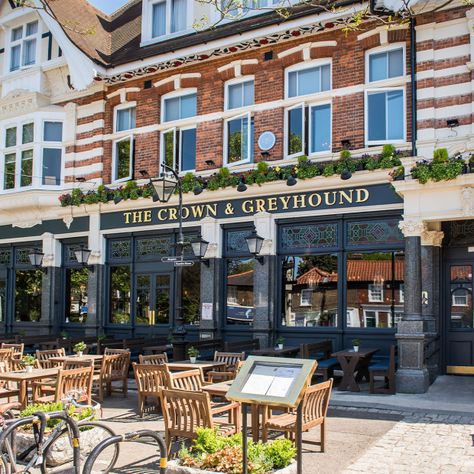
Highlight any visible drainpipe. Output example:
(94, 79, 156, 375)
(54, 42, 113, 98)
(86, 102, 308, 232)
(410, 17, 417, 157)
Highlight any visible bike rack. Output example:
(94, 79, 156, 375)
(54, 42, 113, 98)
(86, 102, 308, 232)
(0, 412, 82, 474)
(82, 429, 167, 474)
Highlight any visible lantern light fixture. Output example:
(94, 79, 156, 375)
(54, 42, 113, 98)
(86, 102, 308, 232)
(74, 245, 94, 272)
(191, 233, 210, 266)
(28, 248, 46, 272)
(245, 229, 265, 264)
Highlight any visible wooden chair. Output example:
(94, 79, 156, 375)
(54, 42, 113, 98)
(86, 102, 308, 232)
(133, 363, 170, 416)
(369, 345, 397, 395)
(207, 351, 245, 382)
(93, 353, 130, 401)
(300, 341, 339, 381)
(262, 379, 333, 452)
(34, 367, 94, 404)
(36, 349, 66, 369)
(1, 343, 24, 359)
(104, 348, 130, 355)
(138, 353, 168, 365)
(0, 360, 19, 402)
(168, 368, 207, 391)
(160, 388, 241, 456)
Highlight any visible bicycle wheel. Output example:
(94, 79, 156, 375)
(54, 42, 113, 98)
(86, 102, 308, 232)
(42, 421, 119, 474)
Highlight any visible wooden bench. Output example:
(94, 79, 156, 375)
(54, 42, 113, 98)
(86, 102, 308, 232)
(223, 339, 260, 354)
(369, 345, 397, 394)
(300, 340, 340, 381)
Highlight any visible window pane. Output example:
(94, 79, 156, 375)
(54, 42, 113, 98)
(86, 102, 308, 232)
(152, 1, 166, 37)
(346, 251, 404, 329)
(136, 274, 152, 325)
(388, 49, 403, 78)
(115, 138, 132, 180)
(44, 122, 63, 141)
(42, 148, 62, 185)
(26, 21, 38, 36)
(183, 265, 200, 325)
(227, 116, 249, 163)
(369, 52, 387, 82)
(171, 0, 187, 33)
(180, 93, 197, 119)
(310, 104, 331, 153)
(109, 266, 131, 324)
(20, 149, 33, 187)
(164, 97, 179, 122)
(243, 80, 254, 106)
(287, 106, 303, 155)
(181, 128, 196, 171)
(450, 265, 473, 329)
(288, 71, 297, 98)
(4, 153, 16, 190)
(163, 130, 175, 168)
(0, 279, 6, 323)
(10, 45, 21, 71)
(116, 108, 135, 132)
(282, 254, 338, 327)
(228, 83, 243, 109)
(5, 127, 16, 148)
(22, 123, 34, 144)
(15, 269, 42, 322)
(368, 92, 386, 141)
(226, 258, 255, 325)
(387, 90, 404, 140)
(11, 26, 22, 42)
(65, 268, 89, 323)
(321, 64, 331, 91)
(22, 39, 36, 66)
(155, 275, 170, 324)
(299, 67, 320, 96)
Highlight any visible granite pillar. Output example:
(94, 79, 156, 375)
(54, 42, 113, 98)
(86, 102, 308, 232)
(84, 265, 104, 337)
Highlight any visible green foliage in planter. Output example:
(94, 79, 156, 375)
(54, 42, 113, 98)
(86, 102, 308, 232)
(433, 148, 449, 163)
(411, 157, 464, 184)
(322, 163, 335, 177)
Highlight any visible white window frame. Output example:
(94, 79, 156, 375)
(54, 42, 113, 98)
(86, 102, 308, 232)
(368, 283, 384, 303)
(114, 103, 137, 133)
(160, 127, 177, 170)
(284, 59, 332, 100)
(364, 87, 406, 146)
(224, 76, 255, 111)
(452, 291, 469, 307)
(300, 289, 313, 307)
(308, 101, 332, 156)
(6, 19, 41, 74)
(284, 102, 305, 159)
(112, 135, 134, 183)
(161, 89, 197, 124)
(399, 283, 404, 303)
(41, 119, 64, 187)
(224, 112, 252, 167)
(365, 43, 406, 85)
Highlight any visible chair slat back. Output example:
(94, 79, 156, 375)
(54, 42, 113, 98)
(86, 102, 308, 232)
(0, 348, 13, 362)
(1, 343, 24, 359)
(101, 353, 130, 381)
(36, 349, 66, 368)
(161, 388, 213, 438)
(213, 351, 245, 369)
(303, 379, 333, 423)
(63, 359, 94, 370)
(133, 363, 169, 393)
(55, 366, 94, 403)
(168, 368, 204, 391)
(104, 348, 130, 355)
(139, 353, 168, 365)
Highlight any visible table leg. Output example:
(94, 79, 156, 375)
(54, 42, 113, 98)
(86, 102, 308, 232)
(251, 404, 260, 442)
(19, 380, 28, 409)
(355, 357, 371, 383)
(337, 355, 360, 392)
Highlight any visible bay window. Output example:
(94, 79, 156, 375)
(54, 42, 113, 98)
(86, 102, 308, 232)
(365, 46, 406, 145)
(9, 21, 39, 72)
(161, 92, 197, 172)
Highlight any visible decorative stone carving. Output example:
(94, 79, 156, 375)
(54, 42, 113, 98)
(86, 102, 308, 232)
(461, 186, 474, 216)
(11, 219, 43, 229)
(63, 215, 74, 229)
(0, 90, 49, 120)
(421, 230, 444, 247)
(398, 220, 427, 237)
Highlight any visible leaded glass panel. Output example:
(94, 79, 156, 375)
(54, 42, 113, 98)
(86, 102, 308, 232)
(226, 230, 251, 255)
(110, 239, 131, 261)
(347, 220, 403, 246)
(448, 221, 474, 246)
(136, 237, 171, 259)
(0, 248, 11, 266)
(64, 244, 82, 264)
(281, 223, 338, 251)
(16, 248, 33, 265)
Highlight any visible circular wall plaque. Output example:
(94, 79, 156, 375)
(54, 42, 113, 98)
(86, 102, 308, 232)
(258, 131, 276, 151)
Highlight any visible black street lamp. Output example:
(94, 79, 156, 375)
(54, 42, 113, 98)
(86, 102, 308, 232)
(245, 229, 265, 264)
(191, 233, 209, 266)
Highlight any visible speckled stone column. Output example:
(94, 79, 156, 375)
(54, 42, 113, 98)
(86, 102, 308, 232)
(84, 265, 104, 337)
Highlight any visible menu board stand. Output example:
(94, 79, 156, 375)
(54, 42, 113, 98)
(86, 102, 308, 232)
(226, 356, 317, 474)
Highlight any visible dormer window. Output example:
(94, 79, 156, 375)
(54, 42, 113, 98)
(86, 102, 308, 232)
(9, 21, 38, 72)
(149, 0, 188, 39)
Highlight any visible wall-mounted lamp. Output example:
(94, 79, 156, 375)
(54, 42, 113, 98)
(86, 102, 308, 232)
(205, 159, 216, 167)
(340, 169, 352, 180)
(245, 229, 265, 264)
(75, 177, 86, 183)
(28, 249, 47, 273)
(139, 169, 149, 178)
(341, 139, 351, 148)
(286, 172, 297, 186)
(447, 118, 459, 129)
(74, 245, 94, 272)
(260, 151, 271, 159)
(191, 233, 210, 266)
(237, 176, 247, 192)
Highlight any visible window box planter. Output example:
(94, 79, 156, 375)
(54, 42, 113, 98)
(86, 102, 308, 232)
(166, 460, 297, 474)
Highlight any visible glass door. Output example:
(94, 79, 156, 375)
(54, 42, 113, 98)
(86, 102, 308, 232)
(135, 273, 171, 326)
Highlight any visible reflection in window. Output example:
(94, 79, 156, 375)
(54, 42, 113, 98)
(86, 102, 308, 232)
(65, 268, 89, 323)
(15, 270, 42, 322)
(110, 266, 131, 324)
(183, 265, 200, 325)
(226, 258, 255, 325)
(346, 251, 404, 329)
(450, 265, 473, 329)
(155, 274, 170, 324)
(282, 255, 338, 327)
(0, 279, 5, 322)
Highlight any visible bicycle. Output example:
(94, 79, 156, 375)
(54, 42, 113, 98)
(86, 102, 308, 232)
(0, 392, 119, 474)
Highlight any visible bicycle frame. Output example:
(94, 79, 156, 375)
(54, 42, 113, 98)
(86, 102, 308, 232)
(82, 430, 167, 474)
(0, 412, 82, 474)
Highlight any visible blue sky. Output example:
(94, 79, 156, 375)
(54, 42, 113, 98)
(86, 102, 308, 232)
(87, 0, 130, 14)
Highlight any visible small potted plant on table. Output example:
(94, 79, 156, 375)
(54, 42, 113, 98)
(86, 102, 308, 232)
(276, 336, 285, 350)
(352, 338, 360, 353)
(22, 355, 36, 373)
(187, 346, 199, 364)
(73, 341, 87, 357)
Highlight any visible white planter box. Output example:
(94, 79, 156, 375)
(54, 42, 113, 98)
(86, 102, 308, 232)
(166, 460, 296, 474)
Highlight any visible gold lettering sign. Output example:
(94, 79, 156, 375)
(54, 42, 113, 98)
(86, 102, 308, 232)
(121, 188, 371, 225)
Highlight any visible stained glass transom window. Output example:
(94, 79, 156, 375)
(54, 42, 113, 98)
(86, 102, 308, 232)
(281, 224, 338, 250)
(347, 220, 403, 246)
(137, 237, 171, 259)
(226, 230, 251, 254)
(16, 248, 33, 265)
(64, 244, 83, 264)
(0, 248, 11, 265)
(110, 240, 131, 261)
(448, 221, 474, 246)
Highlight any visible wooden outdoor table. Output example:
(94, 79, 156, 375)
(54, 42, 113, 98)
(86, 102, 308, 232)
(0, 368, 59, 409)
(249, 346, 300, 357)
(165, 361, 226, 374)
(331, 348, 379, 392)
(50, 354, 104, 363)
